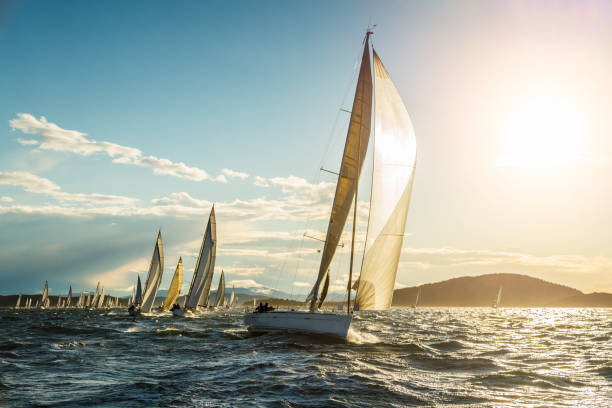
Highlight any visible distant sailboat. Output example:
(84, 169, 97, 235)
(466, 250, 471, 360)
(66, 286, 72, 308)
(245, 30, 417, 339)
(227, 285, 235, 308)
(85, 292, 91, 308)
(177, 206, 216, 316)
(162, 257, 183, 311)
(493, 286, 503, 309)
(97, 287, 105, 309)
(129, 276, 143, 316)
(213, 270, 226, 308)
(91, 282, 101, 309)
(15, 293, 21, 310)
(40, 281, 49, 309)
(412, 288, 421, 309)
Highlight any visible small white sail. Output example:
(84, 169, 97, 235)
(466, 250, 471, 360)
(85, 292, 91, 307)
(213, 270, 225, 308)
(185, 207, 217, 309)
(41, 281, 49, 306)
(228, 286, 235, 308)
(56, 295, 62, 308)
(415, 288, 421, 307)
(66, 286, 72, 307)
(15, 293, 21, 309)
(141, 231, 164, 313)
(135, 276, 143, 305)
(355, 49, 417, 311)
(495, 286, 503, 308)
(91, 282, 100, 309)
(97, 287, 105, 309)
(162, 258, 183, 311)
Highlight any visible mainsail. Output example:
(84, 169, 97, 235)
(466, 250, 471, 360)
(185, 207, 217, 309)
(91, 282, 101, 308)
(15, 293, 21, 309)
(135, 276, 143, 306)
(355, 49, 417, 311)
(85, 292, 91, 307)
(228, 285, 235, 308)
(308, 34, 373, 309)
(161, 258, 183, 311)
(67, 286, 72, 307)
(496, 286, 503, 307)
(213, 270, 225, 307)
(97, 287, 105, 309)
(140, 231, 164, 313)
(41, 281, 49, 306)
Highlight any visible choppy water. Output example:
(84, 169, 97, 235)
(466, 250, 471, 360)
(0, 308, 610, 407)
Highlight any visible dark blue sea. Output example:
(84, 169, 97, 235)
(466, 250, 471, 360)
(1, 308, 610, 407)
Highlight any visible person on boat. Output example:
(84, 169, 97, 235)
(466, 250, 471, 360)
(128, 304, 136, 313)
(264, 302, 269, 312)
(256, 302, 264, 313)
(171, 303, 181, 311)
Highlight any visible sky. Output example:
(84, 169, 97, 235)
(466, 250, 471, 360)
(1, 0, 611, 297)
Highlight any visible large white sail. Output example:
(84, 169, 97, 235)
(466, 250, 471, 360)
(213, 270, 225, 307)
(41, 281, 49, 305)
(161, 258, 183, 311)
(308, 34, 373, 309)
(355, 50, 417, 311)
(66, 286, 72, 307)
(185, 207, 216, 309)
(85, 292, 91, 307)
(141, 231, 164, 313)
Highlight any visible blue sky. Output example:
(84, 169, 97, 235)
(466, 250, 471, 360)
(1, 0, 611, 297)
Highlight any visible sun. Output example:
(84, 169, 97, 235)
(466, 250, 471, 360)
(495, 88, 589, 169)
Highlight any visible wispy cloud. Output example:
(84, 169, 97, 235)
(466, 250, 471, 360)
(9, 113, 230, 182)
(0, 171, 138, 205)
(221, 168, 249, 180)
(0, 196, 13, 203)
(217, 266, 265, 276)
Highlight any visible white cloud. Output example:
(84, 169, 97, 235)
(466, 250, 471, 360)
(217, 266, 265, 276)
(254, 176, 269, 187)
(293, 281, 310, 287)
(228, 279, 265, 288)
(0, 196, 13, 203)
(9, 113, 226, 182)
(17, 138, 39, 146)
(221, 168, 249, 180)
(0, 171, 138, 205)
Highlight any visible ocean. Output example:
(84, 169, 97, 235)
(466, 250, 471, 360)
(0, 308, 610, 407)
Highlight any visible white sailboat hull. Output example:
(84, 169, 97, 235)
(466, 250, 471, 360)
(244, 311, 352, 340)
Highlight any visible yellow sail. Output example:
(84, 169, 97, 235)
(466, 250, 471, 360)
(161, 257, 183, 310)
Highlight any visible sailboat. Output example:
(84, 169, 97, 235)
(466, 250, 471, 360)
(213, 270, 225, 309)
(40, 281, 49, 309)
(90, 282, 100, 309)
(227, 285, 235, 309)
(175, 206, 216, 316)
(245, 30, 417, 339)
(66, 286, 72, 308)
(493, 286, 502, 309)
(97, 287, 105, 309)
(14, 293, 21, 310)
(129, 276, 143, 316)
(412, 288, 421, 309)
(162, 257, 183, 311)
(129, 231, 164, 315)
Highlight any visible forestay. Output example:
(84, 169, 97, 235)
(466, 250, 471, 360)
(355, 50, 417, 310)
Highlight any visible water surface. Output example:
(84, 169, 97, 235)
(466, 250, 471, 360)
(0, 308, 610, 407)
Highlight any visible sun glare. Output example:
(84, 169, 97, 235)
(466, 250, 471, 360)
(496, 89, 589, 169)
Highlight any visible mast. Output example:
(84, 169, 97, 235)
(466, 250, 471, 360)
(308, 30, 373, 311)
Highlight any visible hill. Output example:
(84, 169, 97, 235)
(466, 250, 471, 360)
(391, 273, 612, 307)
